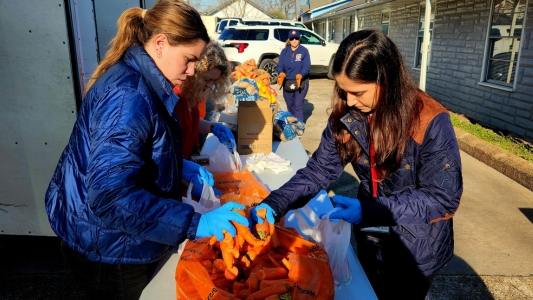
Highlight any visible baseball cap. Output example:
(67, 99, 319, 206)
(288, 30, 300, 39)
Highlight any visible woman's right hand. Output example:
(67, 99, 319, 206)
(277, 72, 286, 86)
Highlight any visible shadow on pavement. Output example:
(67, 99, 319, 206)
(519, 208, 533, 224)
(429, 255, 493, 300)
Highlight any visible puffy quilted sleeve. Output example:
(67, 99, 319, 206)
(359, 113, 463, 227)
(86, 87, 199, 246)
(262, 119, 345, 218)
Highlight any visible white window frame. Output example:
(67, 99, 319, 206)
(480, 0, 527, 91)
(342, 18, 347, 39)
(414, 3, 434, 69)
(330, 20, 335, 41)
(358, 16, 364, 30)
(381, 12, 390, 35)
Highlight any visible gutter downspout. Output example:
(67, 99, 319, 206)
(419, 0, 431, 91)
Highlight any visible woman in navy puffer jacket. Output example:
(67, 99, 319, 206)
(45, 1, 247, 299)
(252, 30, 463, 299)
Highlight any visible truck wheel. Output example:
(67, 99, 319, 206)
(327, 55, 335, 80)
(259, 59, 278, 85)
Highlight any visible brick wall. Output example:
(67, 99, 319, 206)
(427, 0, 533, 143)
(309, 0, 533, 143)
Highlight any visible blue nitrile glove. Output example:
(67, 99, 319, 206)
(250, 203, 276, 224)
(182, 159, 221, 197)
(196, 202, 249, 241)
(212, 123, 236, 151)
(329, 195, 362, 224)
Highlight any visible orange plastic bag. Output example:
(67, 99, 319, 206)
(212, 169, 270, 212)
(176, 260, 235, 300)
(176, 226, 335, 300)
(285, 253, 335, 300)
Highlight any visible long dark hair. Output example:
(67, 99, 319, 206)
(330, 29, 422, 180)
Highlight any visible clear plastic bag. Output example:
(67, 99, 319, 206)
(205, 137, 242, 173)
(181, 182, 220, 214)
(294, 204, 352, 287)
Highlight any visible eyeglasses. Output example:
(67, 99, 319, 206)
(289, 37, 299, 41)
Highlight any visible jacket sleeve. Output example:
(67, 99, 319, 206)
(86, 87, 199, 246)
(262, 119, 345, 218)
(277, 48, 286, 74)
(300, 48, 311, 77)
(358, 113, 463, 227)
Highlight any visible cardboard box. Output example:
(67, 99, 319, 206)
(237, 100, 278, 155)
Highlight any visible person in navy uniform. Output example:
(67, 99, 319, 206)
(276, 30, 311, 123)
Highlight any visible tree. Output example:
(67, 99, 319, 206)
(216, 0, 266, 18)
(255, 0, 298, 20)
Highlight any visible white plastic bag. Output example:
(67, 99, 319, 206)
(205, 137, 242, 173)
(181, 182, 220, 214)
(294, 206, 352, 287)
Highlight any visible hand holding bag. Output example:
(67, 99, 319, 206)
(205, 137, 242, 173)
(182, 182, 221, 214)
(294, 205, 352, 287)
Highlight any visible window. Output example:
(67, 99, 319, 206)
(322, 23, 325, 38)
(300, 31, 322, 45)
(483, 0, 526, 87)
(342, 18, 347, 39)
(415, 4, 435, 68)
(275, 29, 322, 45)
(381, 12, 390, 35)
(358, 16, 364, 30)
(218, 29, 269, 41)
(330, 20, 335, 41)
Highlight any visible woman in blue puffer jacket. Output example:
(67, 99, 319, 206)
(45, 1, 247, 299)
(252, 30, 463, 299)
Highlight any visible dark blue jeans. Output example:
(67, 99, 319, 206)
(61, 242, 158, 300)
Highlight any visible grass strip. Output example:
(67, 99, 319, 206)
(450, 113, 533, 163)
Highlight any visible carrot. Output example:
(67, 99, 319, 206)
(231, 209, 264, 247)
(237, 254, 252, 268)
(225, 268, 239, 280)
(209, 235, 218, 246)
(212, 258, 227, 273)
(217, 288, 240, 300)
(254, 209, 270, 240)
(210, 272, 226, 281)
(200, 260, 213, 273)
(220, 230, 239, 277)
(264, 295, 280, 300)
(269, 223, 280, 249)
(256, 267, 288, 281)
(281, 258, 292, 271)
(246, 282, 288, 300)
(267, 254, 283, 268)
(235, 289, 251, 299)
(233, 281, 245, 295)
(213, 277, 234, 290)
(248, 272, 259, 293)
(259, 279, 291, 290)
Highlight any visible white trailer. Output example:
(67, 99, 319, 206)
(0, 0, 158, 236)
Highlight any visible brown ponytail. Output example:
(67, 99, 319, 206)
(85, 0, 209, 93)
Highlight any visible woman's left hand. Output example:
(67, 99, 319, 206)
(182, 159, 221, 197)
(212, 123, 236, 150)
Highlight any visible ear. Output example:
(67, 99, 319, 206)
(152, 33, 168, 52)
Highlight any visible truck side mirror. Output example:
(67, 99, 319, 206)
(321, 40, 326, 46)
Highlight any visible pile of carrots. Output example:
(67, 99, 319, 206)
(177, 208, 333, 300)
